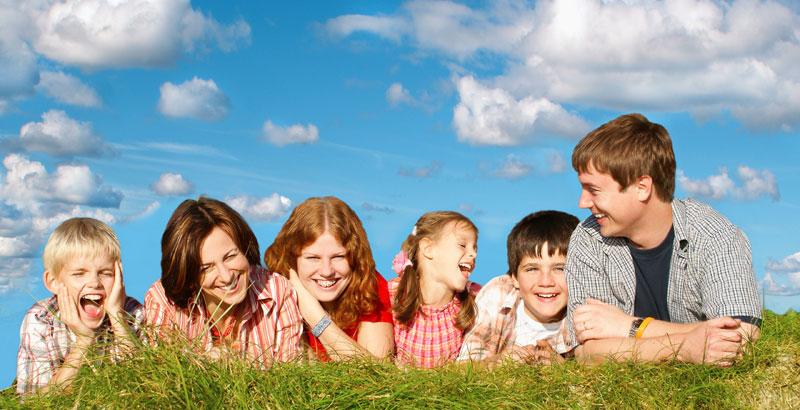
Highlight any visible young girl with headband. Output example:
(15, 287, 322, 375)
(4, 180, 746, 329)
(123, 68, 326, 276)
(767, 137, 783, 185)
(389, 211, 482, 367)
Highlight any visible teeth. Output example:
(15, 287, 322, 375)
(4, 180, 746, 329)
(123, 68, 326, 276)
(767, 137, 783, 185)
(537, 294, 557, 298)
(83, 295, 102, 301)
(459, 263, 472, 271)
(594, 213, 606, 219)
(317, 279, 337, 288)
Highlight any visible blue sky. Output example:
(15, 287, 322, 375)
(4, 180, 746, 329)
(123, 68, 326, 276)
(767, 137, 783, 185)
(1, 0, 799, 385)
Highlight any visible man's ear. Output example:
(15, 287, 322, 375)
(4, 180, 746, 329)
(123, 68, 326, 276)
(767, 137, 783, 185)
(511, 274, 520, 290)
(43, 270, 59, 294)
(636, 175, 653, 201)
(418, 237, 435, 261)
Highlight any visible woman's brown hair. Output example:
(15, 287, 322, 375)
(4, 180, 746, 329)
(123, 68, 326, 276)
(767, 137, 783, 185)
(264, 196, 378, 330)
(161, 196, 261, 309)
(393, 211, 478, 332)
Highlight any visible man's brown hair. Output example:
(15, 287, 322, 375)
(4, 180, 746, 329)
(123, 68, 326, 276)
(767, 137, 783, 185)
(572, 113, 676, 201)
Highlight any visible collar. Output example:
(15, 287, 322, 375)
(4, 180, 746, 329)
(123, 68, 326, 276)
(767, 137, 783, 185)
(670, 198, 690, 255)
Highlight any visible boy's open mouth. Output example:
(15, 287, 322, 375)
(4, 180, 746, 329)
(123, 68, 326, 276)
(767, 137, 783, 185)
(80, 294, 104, 318)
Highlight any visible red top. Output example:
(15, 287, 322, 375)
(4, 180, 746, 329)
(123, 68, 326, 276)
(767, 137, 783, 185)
(306, 271, 392, 360)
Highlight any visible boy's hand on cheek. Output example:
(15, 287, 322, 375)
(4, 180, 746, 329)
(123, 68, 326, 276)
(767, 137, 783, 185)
(56, 283, 94, 346)
(106, 261, 126, 321)
(573, 298, 633, 343)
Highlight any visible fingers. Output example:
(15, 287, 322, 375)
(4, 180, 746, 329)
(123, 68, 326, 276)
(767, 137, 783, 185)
(707, 316, 739, 329)
(585, 298, 605, 305)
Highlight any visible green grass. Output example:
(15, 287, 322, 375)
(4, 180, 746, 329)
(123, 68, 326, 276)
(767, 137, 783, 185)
(3, 310, 798, 409)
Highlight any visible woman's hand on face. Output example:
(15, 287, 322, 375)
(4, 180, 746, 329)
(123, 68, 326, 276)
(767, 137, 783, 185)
(288, 269, 311, 297)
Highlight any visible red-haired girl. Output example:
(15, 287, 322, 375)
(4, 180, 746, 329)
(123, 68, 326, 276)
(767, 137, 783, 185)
(264, 196, 394, 360)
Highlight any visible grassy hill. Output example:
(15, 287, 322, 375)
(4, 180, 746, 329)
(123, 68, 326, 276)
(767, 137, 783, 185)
(3, 310, 798, 409)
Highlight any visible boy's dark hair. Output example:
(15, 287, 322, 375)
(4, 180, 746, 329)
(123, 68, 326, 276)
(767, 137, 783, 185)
(507, 210, 579, 277)
(572, 113, 676, 201)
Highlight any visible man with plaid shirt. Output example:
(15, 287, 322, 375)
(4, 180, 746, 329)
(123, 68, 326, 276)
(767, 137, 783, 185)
(566, 114, 761, 365)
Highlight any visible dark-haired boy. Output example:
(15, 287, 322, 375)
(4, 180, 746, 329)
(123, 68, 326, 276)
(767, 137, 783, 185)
(566, 113, 761, 365)
(458, 210, 579, 364)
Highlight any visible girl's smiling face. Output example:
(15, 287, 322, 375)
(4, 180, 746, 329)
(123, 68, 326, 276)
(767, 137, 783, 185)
(296, 231, 352, 304)
(424, 221, 477, 293)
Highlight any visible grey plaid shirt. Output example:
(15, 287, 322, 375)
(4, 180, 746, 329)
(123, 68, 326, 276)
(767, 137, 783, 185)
(565, 198, 762, 347)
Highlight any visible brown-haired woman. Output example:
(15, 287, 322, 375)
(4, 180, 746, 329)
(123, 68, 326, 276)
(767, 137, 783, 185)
(145, 197, 302, 365)
(389, 211, 482, 368)
(264, 196, 394, 361)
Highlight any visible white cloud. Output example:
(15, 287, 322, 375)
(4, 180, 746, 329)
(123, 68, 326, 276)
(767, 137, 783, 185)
(325, 14, 408, 42)
(678, 165, 779, 201)
(491, 154, 533, 180)
(331, 0, 800, 132)
(2, 154, 123, 209)
(0, 153, 119, 292)
(766, 252, 800, 272)
(157, 77, 230, 121)
(15, 110, 112, 157)
(226, 194, 292, 222)
(122, 200, 160, 223)
(452, 76, 590, 146)
(30, 0, 251, 70)
(261, 120, 319, 146)
(36, 71, 102, 108)
(150, 173, 195, 196)
(398, 160, 442, 178)
(759, 272, 800, 296)
(386, 82, 416, 107)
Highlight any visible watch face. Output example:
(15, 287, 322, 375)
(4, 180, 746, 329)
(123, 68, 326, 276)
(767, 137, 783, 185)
(629, 317, 645, 337)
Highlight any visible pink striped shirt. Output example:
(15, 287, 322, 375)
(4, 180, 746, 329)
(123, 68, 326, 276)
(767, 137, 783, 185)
(388, 278, 481, 368)
(145, 266, 303, 366)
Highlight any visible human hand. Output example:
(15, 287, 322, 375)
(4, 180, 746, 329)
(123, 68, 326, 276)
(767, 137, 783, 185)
(106, 261, 126, 322)
(56, 283, 94, 346)
(679, 317, 743, 366)
(531, 340, 565, 365)
(573, 298, 633, 343)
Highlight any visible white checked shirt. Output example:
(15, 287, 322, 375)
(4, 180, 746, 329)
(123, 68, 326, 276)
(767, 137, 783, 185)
(565, 198, 762, 347)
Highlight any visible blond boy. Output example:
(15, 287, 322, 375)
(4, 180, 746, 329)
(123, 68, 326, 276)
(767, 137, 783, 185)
(16, 218, 144, 394)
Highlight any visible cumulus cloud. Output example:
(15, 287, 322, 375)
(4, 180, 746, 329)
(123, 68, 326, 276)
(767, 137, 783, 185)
(0, 153, 119, 292)
(329, 0, 800, 132)
(759, 251, 800, 296)
(386, 82, 416, 107)
(8, 110, 112, 158)
(678, 165, 779, 201)
(150, 173, 195, 196)
(453, 76, 590, 146)
(30, 0, 250, 70)
(362, 202, 394, 214)
(226, 194, 292, 222)
(261, 120, 319, 146)
(2, 154, 123, 209)
(158, 77, 230, 121)
(36, 71, 102, 108)
(398, 160, 442, 178)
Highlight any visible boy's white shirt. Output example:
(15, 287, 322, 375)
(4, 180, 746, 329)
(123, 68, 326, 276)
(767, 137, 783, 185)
(513, 300, 562, 346)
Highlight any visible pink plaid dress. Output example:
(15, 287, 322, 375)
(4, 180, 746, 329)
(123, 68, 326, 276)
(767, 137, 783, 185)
(388, 278, 481, 368)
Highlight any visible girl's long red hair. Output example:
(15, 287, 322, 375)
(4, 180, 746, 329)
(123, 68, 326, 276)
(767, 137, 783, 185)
(264, 196, 378, 329)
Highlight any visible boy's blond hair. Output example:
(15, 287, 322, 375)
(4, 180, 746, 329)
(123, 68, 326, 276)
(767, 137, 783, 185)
(42, 217, 120, 277)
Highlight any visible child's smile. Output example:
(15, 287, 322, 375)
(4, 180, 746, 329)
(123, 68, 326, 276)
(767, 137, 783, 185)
(54, 254, 116, 330)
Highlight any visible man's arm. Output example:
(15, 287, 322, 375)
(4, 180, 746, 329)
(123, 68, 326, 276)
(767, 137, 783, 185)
(576, 317, 744, 366)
